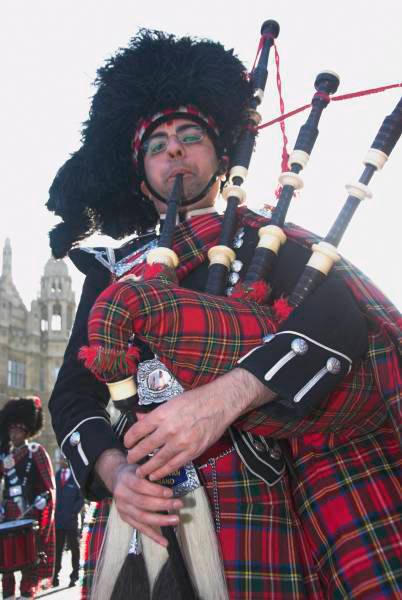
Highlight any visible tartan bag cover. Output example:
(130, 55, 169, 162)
(85, 276, 278, 388)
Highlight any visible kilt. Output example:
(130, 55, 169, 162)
(80, 438, 401, 599)
(80, 498, 111, 600)
(197, 448, 323, 599)
(196, 428, 402, 599)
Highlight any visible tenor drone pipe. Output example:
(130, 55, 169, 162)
(205, 19, 280, 295)
(289, 95, 402, 308)
(145, 174, 184, 272)
(243, 71, 340, 286)
(159, 174, 184, 249)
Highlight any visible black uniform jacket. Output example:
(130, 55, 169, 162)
(55, 469, 84, 530)
(49, 216, 367, 500)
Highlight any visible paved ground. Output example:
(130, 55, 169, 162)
(37, 552, 80, 600)
(2, 552, 80, 599)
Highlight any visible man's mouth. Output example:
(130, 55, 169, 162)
(167, 168, 193, 182)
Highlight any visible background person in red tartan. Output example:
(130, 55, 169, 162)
(0, 397, 56, 600)
(47, 29, 401, 599)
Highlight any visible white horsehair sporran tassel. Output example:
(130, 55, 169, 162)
(91, 359, 228, 599)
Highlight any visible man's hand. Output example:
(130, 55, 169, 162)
(95, 448, 183, 546)
(125, 368, 275, 481)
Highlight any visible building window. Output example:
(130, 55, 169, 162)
(7, 360, 26, 389)
(51, 304, 62, 331)
(51, 314, 62, 331)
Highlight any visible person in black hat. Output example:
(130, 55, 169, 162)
(47, 28, 401, 600)
(0, 397, 55, 600)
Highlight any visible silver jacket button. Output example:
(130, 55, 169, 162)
(229, 272, 240, 285)
(269, 444, 282, 460)
(291, 338, 309, 355)
(231, 259, 243, 273)
(252, 440, 265, 452)
(69, 431, 81, 446)
(327, 357, 341, 374)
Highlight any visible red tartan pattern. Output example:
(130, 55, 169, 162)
(81, 209, 402, 598)
(288, 425, 402, 598)
(1, 443, 55, 596)
(80, 499, 111, 600)
(122, 210, 224, 283)
(198, 449, 324, 599)
(2, 566, 40, 598)
(87, 277, 277, 387)
(29, 444, 56, 580)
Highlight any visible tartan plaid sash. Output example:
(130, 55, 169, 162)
(277, 221, 402, 447)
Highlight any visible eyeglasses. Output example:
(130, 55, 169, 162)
(142, 125, 205, 157)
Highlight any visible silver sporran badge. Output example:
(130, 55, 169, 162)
(137, 358, 184, 406)
(3, 455, 15, 470)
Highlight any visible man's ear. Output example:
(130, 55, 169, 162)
(217, 155, 229, 177)
(140, 180, 151, 199)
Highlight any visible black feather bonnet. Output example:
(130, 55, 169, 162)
(1, 397, 43, 439)
(46, 29, 253, 258)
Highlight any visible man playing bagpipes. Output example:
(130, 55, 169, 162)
(47, 25, 401, 600)
(0, 397, 55, 599)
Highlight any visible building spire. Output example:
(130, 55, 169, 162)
(2, 238, 12, 281)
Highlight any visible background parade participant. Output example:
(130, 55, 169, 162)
(47, 28, 401, 599)
(53, 452, 84, 589)
(0, 397, 55, 600)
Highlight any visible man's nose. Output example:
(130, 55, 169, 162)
(166, 135, 185, 158)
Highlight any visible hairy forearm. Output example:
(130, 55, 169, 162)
(197, 367, 276, 430)
(94, 448, 127, 493)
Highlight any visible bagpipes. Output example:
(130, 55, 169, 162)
(79, 18, 402, 600)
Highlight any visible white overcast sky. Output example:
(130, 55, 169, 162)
(1, 0, 401, 310)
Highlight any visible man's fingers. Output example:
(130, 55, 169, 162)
(133, 443, 179, 477)
(124, 419, 157, 449)
(126, 434, 163, 465)
(120, 490, 183, 514)
(139, 452, 190, 482)
(119, 468, 171, 496)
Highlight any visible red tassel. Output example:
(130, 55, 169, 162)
(142, 263, 178, 283)
(78, 345, 99, 368)
(125, 347, 142, 372)
(231, 280, 270, 304)
(142, 263, 165, 280)
(273, 296, 293, 324)
(78, 345, 141, 382)
(32, 396, 42, 409)
(231, 283, 248, 300)
(247, 281, 270, 304)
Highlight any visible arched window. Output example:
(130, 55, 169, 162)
(41, 306, 48, 332)
(51, 304, 62, 331)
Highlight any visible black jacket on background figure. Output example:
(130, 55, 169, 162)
(53, 468, 84, 586)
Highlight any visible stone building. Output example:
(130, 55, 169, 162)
(0, 239, 76, 461)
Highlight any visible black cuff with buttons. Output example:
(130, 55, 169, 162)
(238, 276, 369, 418)
(62, 418, 125, 500)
